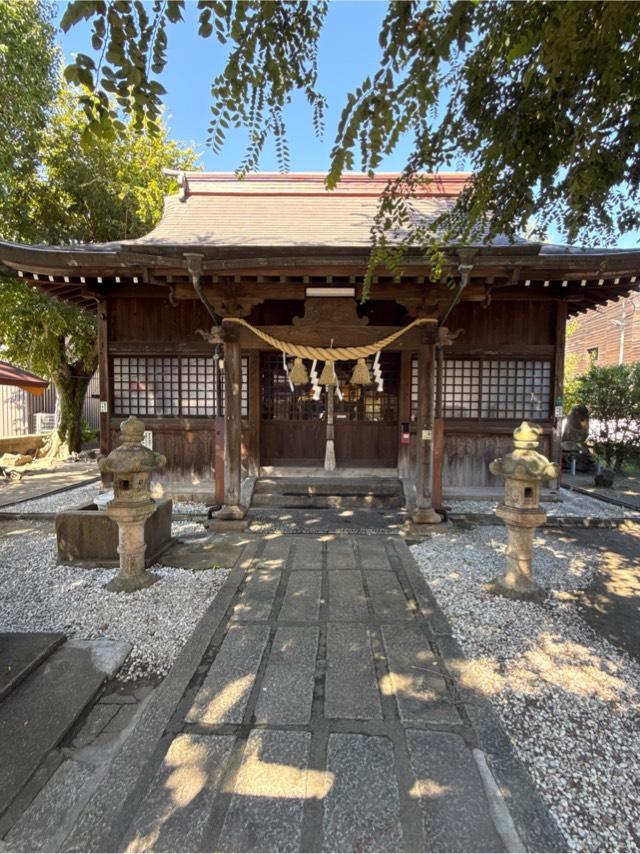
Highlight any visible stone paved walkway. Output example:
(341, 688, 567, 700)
(62, 534, 564, 853)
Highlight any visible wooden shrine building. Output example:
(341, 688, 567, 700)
(1, 172, 639, 522)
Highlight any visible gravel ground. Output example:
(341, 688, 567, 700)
(449, 489, 640, 518)
(172, 500, 209, 515)
(0, 521, 230, 681)
(411, 527, 640, 852)
(0, 482, 101, 514)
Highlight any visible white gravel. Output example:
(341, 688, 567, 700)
(0, 485, 213, 517)
(0, 520, 230, 682)
(411, 527, 640, 852)
(449, 489, 639, 518)
(172, 500, 209, 515)
(0, 482, 101, 514)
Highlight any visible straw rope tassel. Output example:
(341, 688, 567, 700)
(350, 357, 371, 385)
(289, 357, 309, 386)
(318, 360, 336, 386)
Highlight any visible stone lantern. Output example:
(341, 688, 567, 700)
(99, 416, 166, 592)
(484, 421, 558, 603)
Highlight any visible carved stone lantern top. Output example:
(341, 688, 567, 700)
(99, 417, 166, 475)
(489, 421, 558, 484)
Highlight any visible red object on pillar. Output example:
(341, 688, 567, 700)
(400, 421, 411, 445)
(214, 416, 225, 506)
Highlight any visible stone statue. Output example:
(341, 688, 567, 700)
(561, 404, 595, 472)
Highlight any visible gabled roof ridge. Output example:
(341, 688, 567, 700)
(177, 171, 471, 199)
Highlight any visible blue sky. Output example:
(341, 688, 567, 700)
(56, 1, 412, 173)
(55, 1, 637, 248)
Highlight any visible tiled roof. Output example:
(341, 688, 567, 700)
(125, 172, 470, 247)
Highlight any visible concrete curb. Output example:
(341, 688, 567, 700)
(59, 539, 260, 853)
(0, 476, 101, 512)
(561, 482, 640, 512)
(447, 512, 639, 528)
(391, 539, 568, 854)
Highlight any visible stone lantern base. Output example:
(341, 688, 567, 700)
(483, 573, 546, 604)
(483, 504, 547, 603)
(105, 569, 160, 593)
(103, 502, 161, 593)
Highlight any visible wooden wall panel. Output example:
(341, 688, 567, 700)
(443, 432, 552, 487)
(109, 297, 211, 344)
(447, 300, 556, 349)
(109, 417, 249, 478)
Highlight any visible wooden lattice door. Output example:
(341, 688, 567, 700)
(259, 352, 400, 468)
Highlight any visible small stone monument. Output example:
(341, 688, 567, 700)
(561, 404, 596, 473)
(98, 416, 166, 592)
(484, 422, 558, 603)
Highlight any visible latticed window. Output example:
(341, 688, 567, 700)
(410, 355, 419, 420)
(113, 356, 248, 417)
(410, 356, 553, 420)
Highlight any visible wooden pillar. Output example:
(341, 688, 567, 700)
(430, 345, 445, 509)
(247, 351, 261, 477)
(97, 299, 111, 486)
(552, 300, 568, 488)
(412, 333, 441, 524)
(398, 350, 412, 478)
(214, 416, 225, 506)
(217, 323, 245, 519)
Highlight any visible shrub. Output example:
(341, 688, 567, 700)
(572, 363, 640, 470)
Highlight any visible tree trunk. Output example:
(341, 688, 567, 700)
(49, 369, 93, 456)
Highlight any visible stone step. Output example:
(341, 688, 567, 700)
(0, 633, 65, 702)
(251, 492, 404, 509)
(253, 478, 402, 496)
(0, 638, 131, 819)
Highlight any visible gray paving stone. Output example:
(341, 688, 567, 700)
(254, 627, 319, 725)
(366, 571, 414, 620)
(231, 570, 281, 621)
(322, 734, 403, 852)
(356, 538, 393, 570)
(104, 703, 141, 733)
(255, 538, 291, 570)
(186, 625, 269, 725)
(326, 539, 357, 569)
(381, 625, 460, 724)
(100, 692, 136, 704)
(291, 538, 323, 570)
(59, 561, 249, 853)
(0, 632, 64, 702)
(218, 730, 311, 852)
(5, 759, 96, 852)
(405, 730, 505, 852)
(72, 703, 119, 748)
(124, 734, 235, 852)
(328, 571, 368, 621)
(278, 572, 322, 622)
(325, 624, 381, 719)
(0, 639, 130, 817)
